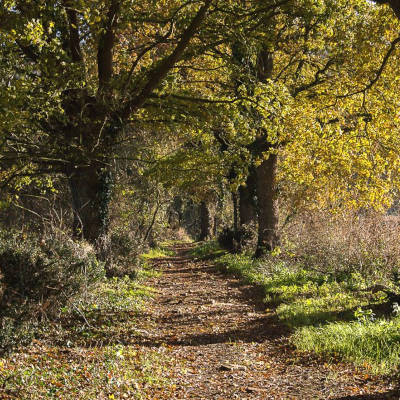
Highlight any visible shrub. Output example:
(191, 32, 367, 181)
(282, 210, 400, 280)
(0, 230, 105, 352)
(217, 226, 254, 252)
(99, 228, 141, 278)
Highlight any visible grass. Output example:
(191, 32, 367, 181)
(190, 240, 226, 259)
(202, 243, 400, 375)
(0, 258, 179, 399)
(293, 314, 400, 374)
(141, 247, 175, 259)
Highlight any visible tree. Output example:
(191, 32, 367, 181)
(219, 0, 400, 255)
(0, 0, 233, 243)
(4, 0, 400, 249)
(375, 0, 400, 18)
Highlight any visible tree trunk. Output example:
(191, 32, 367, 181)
(232, 192, 239, 234)
(199, 201, 211, 241)
(68, 165, 113, 244)
(255, 153, 280, 257)
(213, 195, 223, 236)
(239, 169, 257, 227)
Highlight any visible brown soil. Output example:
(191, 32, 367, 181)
(139, 243, 400, 399)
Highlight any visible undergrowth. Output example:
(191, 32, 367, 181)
(0, 230, 105, 353)
(0, 253, 177, 399)
(204, 242, 400, 376)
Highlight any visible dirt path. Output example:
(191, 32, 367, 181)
(138, 244, 399, 399)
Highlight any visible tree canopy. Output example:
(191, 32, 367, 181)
(2, 0, 400, 254)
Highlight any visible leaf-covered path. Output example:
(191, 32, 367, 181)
(139, 243, 399, 399)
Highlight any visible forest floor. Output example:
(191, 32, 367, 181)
(1, 242, 400, 399)
(140, 242, 400, 399)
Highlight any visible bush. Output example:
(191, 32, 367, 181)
(99, 228, 141, 278)
(0, 230, 105, 352)
(283, 210, 400, 280)
(217, 226, 254, 252)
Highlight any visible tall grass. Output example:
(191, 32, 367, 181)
(283, 210, 400, 281)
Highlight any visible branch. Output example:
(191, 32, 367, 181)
(63, 0, 83, 62)
(121, 0, 213, 118)
(0, 9, 19, 32)
(97, 0, 120, 91)
(212, 129, 229, 152)
(15, 40, 39, 63)
(293, 58, 335, 97)
(149, 93, 239, 104)
(338, 35, 400, 99)
(122, 21, 175, 95)
(375, 0, 400, 20)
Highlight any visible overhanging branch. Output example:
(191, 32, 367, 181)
(121, 0, 213, 118)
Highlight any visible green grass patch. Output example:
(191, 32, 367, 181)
(191, 240, 226, 258)
(293, 314, 400, 375)
(276, 292, 369, 327)
(197, 242, 400, 375)
(141, 247, 174, 259)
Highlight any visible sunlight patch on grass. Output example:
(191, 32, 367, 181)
(208, 245, 399, 375)
(277, 292, 369, 327)
(141, 247, 174, 259)
(293, 315, 400, 375)
(191, 240, 225, 258)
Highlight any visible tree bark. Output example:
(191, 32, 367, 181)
(232, 192, 239, 234)
(255, 153, 280, 257)
(239, 169, 257, 227)
(68, 165, 113, 244)
(199, 201, 212, 240)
